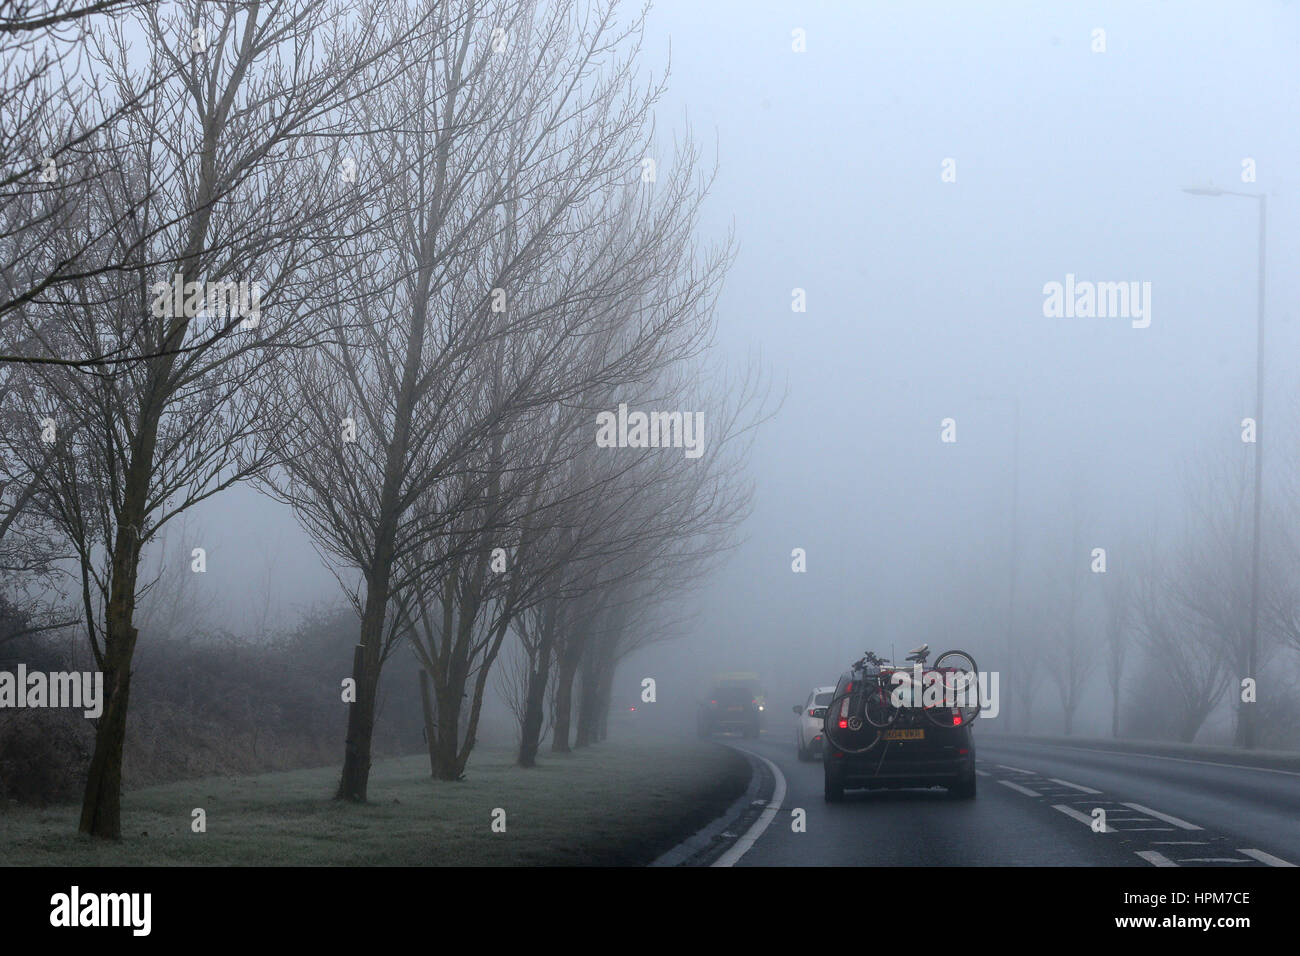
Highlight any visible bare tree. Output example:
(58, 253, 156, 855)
(263, 0, 736, 798)
(0, 0, 407, 838)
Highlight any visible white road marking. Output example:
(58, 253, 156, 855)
(975, 769, 991, 777)
(713, 747, 786, 868)
(1113, 827, 1175, 831)
(1045, 744, 1300, 778)
(1052, 804, 1113, 831)
(1047, 777, 1101, 794)
(1178, 858, 1251, 863)
(1152, 841, 1208, 845)
(998, 779, 1041, 797)
(997, 764, 1037, 774)
(1136, 850, 1178, 867)
(1121, 802, 1202, 831)
(1238, 848, 1297, 867)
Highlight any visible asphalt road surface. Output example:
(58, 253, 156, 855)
(714, 732, 1300, 867)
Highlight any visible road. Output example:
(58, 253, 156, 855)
(713, 732, 1300, 867)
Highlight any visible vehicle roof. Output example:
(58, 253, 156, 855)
(809, 685, 836, 693)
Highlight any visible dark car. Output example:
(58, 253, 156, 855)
(698, 674, 764, 738)
(822, 668, 976, 802)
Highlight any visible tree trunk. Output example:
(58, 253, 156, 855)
(79, 412, 158, 838)
(1110, 686, 1120, 737)
(574, 654, 600, 748)
(77, 623, 137, 839)
(518, 652, 552, 767)
(337, 568, 392, 803)
(551, 652, 579, 753)
(419, 669, 437, 775)
(595, 663, 615, 741)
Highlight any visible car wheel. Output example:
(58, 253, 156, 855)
(950, 774, 977, 800)
(824, 768, 844, 803)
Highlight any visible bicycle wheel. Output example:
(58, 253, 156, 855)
(862, 678, 900, 729)
(822, 690, 882, 754)
(930, 649, 980, 726)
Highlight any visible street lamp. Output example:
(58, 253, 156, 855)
(1182, 184, 1266, 749)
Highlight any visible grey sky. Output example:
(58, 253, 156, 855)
(172, 0, 1300, 735)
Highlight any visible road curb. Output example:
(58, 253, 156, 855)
(649, 744, 774, 867)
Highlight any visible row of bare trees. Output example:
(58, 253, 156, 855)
(1, 0, 765, 837)
(1001, 447, 1300, 748)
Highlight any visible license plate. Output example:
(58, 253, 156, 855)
(882, 729, 924, 741)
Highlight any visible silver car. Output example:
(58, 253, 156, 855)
(792, 686, 836, 761)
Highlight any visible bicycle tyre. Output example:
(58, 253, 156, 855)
(822, 690, 883, 754)
(926, 649, 980, 727)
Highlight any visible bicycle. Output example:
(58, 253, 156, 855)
(821, 644, 981, 754)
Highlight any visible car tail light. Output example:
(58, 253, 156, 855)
(807, 708, 817, 717)
(710, 699, 716, 706)
(952, 711, 962, 726)
(837, 696, 849, 729)
(958, 748, 969, 755)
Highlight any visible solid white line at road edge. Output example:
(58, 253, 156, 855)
(712, 747, 787, 868)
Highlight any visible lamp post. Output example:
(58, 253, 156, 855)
(1182, 185, 1266, 750)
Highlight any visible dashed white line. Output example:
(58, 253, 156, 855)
(998, 779, 1041, 797)
(1121, 802, 1202, 831)
(996, 764, 1037, 774)
(1047, 777, 1102, 794)
(1238, 848, 1296, 867)
(1179, 858, 1251, 863)
(975, 769, 991, 777)
(1136, 850, 1178, 867)
(713, 747, 786, 868)
(1052, 804, 1113, 831)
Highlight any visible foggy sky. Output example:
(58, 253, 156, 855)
(170, 0, 1300, 737)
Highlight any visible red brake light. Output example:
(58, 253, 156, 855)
(807, 708, 817, 717)
(710, 699, 716, 705)
(952, 712, 962, 726)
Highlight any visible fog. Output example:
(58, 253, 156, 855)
(102, 1, 1300, 745)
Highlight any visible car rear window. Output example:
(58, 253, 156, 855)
(814, 693, 832, 706)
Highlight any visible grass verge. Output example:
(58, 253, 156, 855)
(0, 727, 749, 866)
